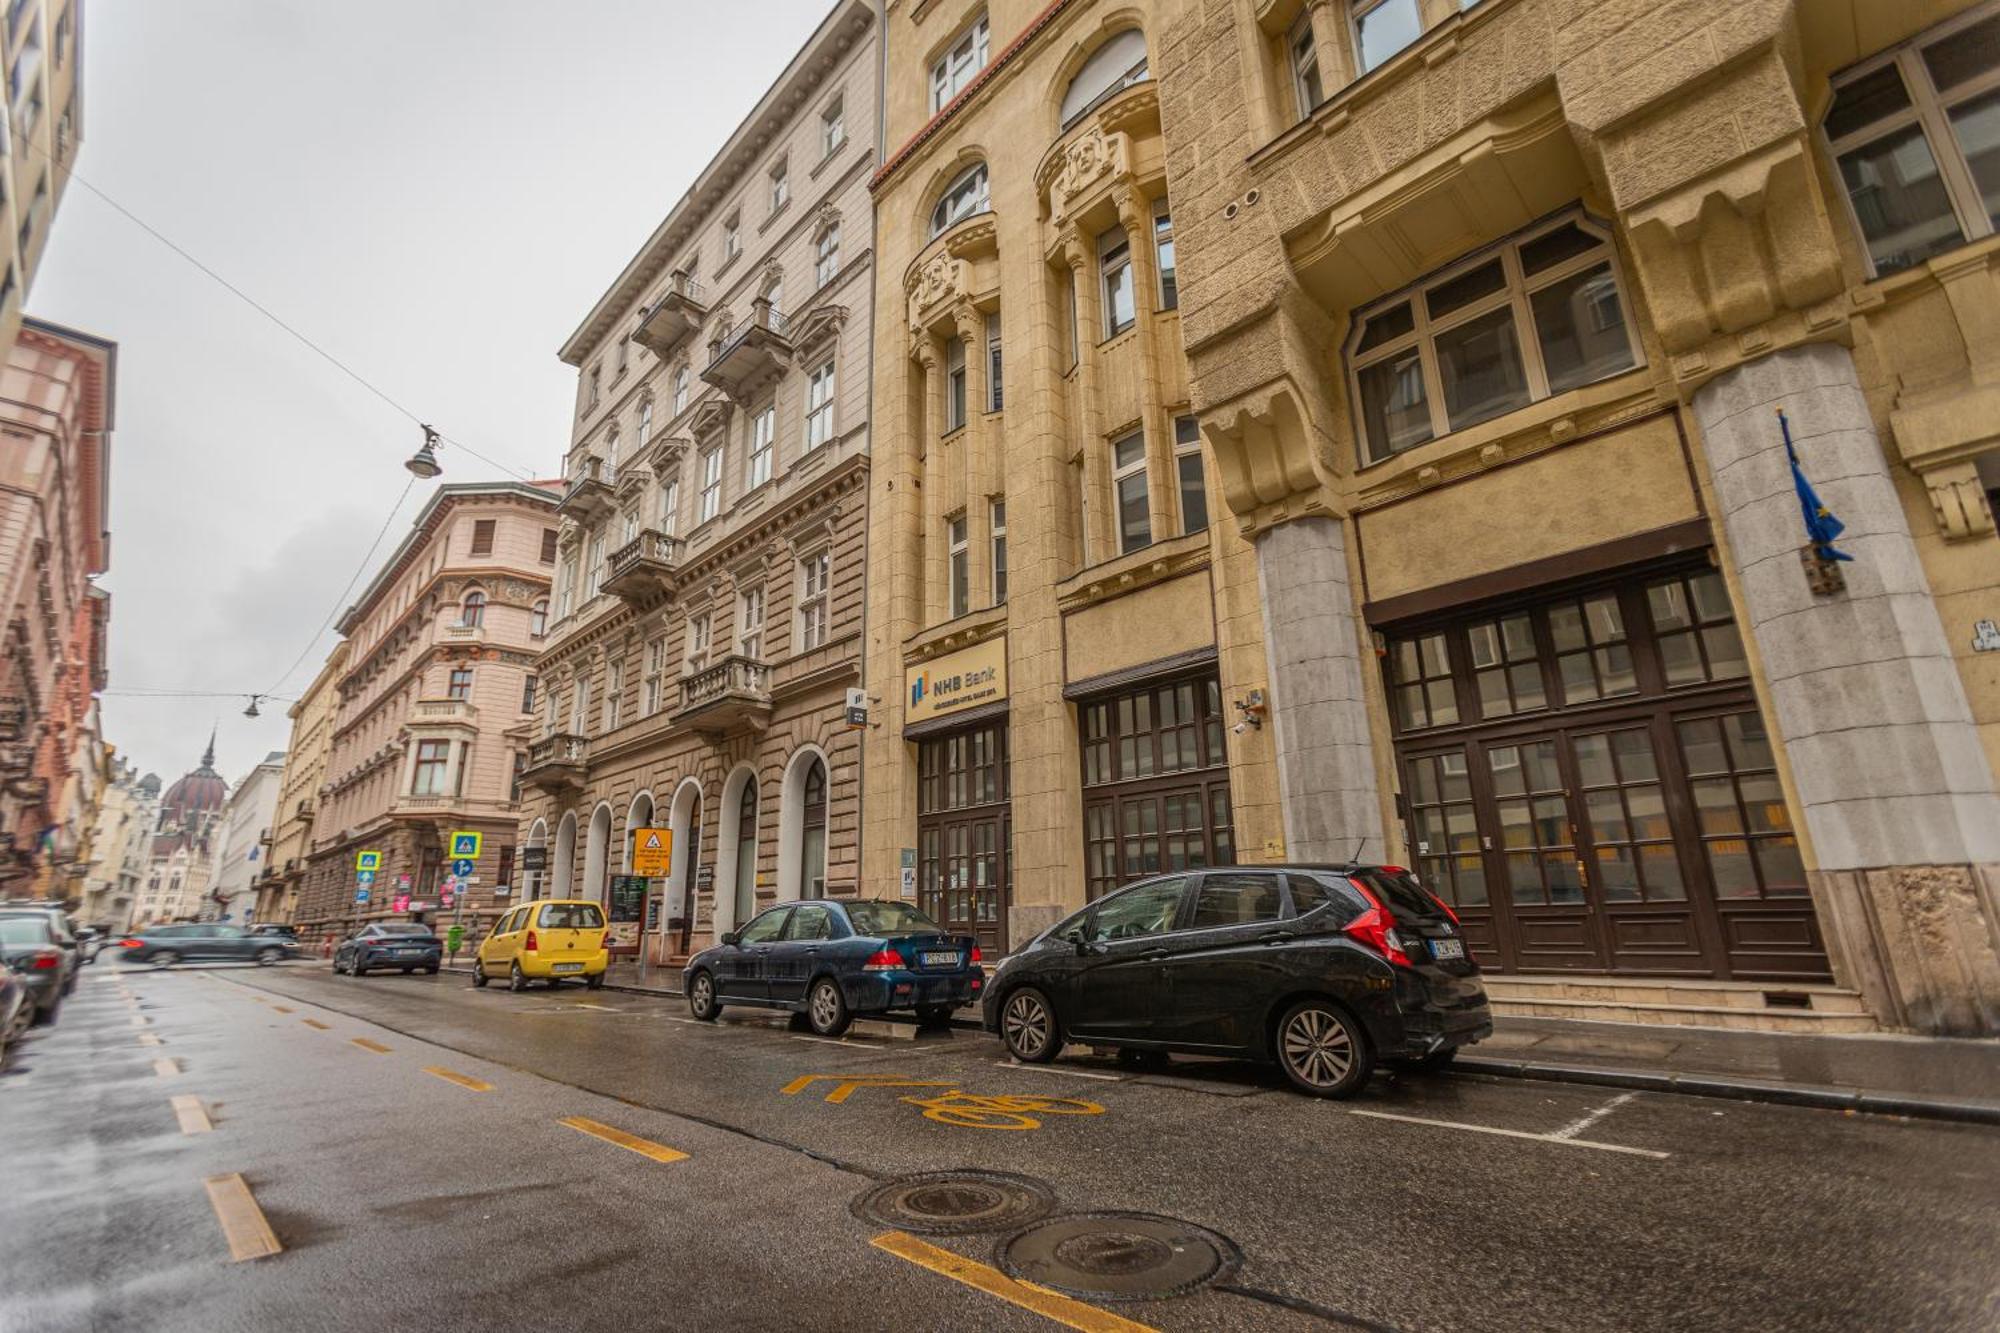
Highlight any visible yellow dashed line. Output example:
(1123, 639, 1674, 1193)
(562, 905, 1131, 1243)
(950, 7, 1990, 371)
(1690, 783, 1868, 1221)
(202, 1174, 282, 1262)
(171, 1095, 213, 1135)
(351, 1038, 391, 1053)
(274, 1006, 295, 1015)
(137, 1033, 162, 1047)
(422, 1066, 492, 1092)
(870, 1231, 1157, 1332)
(301, 1018, 328, 1030)
(129, 1016, 149, 1029)
(152, 1057, 179, 1078)
(558, 1116, 688, 1163)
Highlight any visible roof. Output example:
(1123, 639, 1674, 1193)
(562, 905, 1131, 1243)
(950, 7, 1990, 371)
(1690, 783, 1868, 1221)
(336, 481, 561, 635)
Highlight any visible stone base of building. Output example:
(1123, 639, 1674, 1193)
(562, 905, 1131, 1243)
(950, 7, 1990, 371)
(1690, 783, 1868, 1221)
(1814, 863, 2000, 1037)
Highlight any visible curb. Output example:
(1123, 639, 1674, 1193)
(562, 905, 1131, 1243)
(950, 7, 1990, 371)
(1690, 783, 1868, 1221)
(1454, 1056, 2000, 1127)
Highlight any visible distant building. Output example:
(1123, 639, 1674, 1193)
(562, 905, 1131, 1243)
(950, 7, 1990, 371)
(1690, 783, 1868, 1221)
(255, 645, 347, 926)
(0, 0, 85, 365)
(79, 752, 156, 930)
(138, 735, 227, 925)
(205, 752, 284, 923)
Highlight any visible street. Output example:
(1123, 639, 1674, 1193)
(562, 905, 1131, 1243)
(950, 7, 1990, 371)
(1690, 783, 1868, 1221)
(2, 962, 1996, 1333)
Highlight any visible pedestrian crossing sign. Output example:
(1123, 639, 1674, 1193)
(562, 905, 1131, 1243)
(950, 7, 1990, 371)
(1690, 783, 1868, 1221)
(632, 827, 674, 878)
(355, 850, 382, 872)
(449, 831, 483, 860)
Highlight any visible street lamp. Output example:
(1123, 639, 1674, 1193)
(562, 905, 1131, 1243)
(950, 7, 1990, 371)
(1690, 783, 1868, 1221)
(405, 424, 443, 479)
(243, 695, 261, 718)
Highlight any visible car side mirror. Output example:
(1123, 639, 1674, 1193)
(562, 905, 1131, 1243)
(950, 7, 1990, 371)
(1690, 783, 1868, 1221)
(720, 931, 741, 947)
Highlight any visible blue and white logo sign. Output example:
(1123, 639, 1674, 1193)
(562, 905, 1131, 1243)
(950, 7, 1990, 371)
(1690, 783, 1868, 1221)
(451, 858, 476, 878)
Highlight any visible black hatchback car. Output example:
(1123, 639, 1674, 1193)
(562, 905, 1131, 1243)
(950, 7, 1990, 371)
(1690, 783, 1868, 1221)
(982, 864, 1489, 1098)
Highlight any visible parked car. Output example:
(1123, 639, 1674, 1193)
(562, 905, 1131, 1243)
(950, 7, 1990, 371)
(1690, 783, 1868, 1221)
(334, 924, 442, 977)
(0, 963, 31, 1054)
(76, 927, 105, 964)
(0, 906, 79, 996)
(981, 865, 1491, 1098)
(249, 924, 299, 941)
(118, 923, 299, 968)
(0, 916, 69, 1025)
(684, 899, 983, 1037)
(474, 901, 607, 991)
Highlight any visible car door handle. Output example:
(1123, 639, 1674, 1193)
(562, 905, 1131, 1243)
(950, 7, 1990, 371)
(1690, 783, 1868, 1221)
(1139, 948, 1169, 961)
(1257, 933, 1294, 945)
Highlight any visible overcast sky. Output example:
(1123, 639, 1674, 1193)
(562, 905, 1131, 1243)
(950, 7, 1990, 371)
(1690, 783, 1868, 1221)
(32, 0, 837, 788)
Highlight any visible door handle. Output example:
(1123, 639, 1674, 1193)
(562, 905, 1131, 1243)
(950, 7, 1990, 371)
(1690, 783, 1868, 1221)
(1257, 933, 1293, 945)
(1139, 948, 1169, 961)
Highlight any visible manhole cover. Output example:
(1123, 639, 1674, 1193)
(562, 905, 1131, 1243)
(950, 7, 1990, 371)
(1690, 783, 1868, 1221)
(997, 1212, 1240, 1301)
(851, 1170, 1056, 1236)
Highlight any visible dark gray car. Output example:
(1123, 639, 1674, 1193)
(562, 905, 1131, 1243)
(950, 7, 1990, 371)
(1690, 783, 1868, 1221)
(0, 916, 68, 1024)
(0, 907, 79, 997)
(116, 923, 298, 968)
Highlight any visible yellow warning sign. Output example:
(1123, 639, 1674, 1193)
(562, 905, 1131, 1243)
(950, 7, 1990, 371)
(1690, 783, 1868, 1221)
(632, 827, 674, 878)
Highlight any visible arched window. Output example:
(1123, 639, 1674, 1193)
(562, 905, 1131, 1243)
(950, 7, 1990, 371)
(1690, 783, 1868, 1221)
(461, 590, 486, 627)
(929, 163, 990, 239)
(801, 759, 827, 900)
(735, 776, 760, 925)
(530, 599, 549, 637)
(1060, 29, 1148, 129)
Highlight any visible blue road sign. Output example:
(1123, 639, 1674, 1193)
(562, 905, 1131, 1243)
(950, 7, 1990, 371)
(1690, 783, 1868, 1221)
(355, 888, 372, 903)
(451, 858, 475, 878)
(357, 869, 377, 886)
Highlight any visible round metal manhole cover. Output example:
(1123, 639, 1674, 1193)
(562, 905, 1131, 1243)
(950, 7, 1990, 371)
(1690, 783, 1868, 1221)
(851, 1171, 1056, 1236)
(997, 1212, 1241, 1302)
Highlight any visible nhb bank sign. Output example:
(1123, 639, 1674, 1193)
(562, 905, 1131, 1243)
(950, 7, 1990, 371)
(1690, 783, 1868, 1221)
(905, 637, 1007, 727)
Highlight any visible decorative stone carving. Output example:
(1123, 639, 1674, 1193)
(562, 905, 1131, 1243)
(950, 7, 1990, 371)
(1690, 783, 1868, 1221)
(904, 252, 965, 332)
(1047, 129, 1127, 228)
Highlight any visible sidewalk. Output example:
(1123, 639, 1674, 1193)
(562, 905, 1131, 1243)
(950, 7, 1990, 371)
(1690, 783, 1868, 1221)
(443, 953, 686, 995)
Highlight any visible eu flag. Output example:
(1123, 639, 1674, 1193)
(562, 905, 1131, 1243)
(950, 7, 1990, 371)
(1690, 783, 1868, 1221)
(1779, 409, 1853, 562)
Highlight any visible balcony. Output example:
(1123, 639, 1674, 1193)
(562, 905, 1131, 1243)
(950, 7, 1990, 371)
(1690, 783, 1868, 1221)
(603, 529, 684, 607)
(522, 733, 590, 794)
(559, 454, 616, 520)
(438, 621, 486, 646)
(411, 698, 479, 729)
(6, 775, 49, 804)
(633, 269, 709, 359)
(0, 742, 29, 775)
(673, 655, 772, 736)
(701, 298, 792, 404)
(0, 695, 22, 741)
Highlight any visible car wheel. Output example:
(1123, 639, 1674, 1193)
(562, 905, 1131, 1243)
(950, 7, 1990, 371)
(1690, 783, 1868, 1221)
(151, 951, 179, 970)
(472, 960, 489, 988)
(687, 971, 721, 1021)
(424, 966, 439, 976)
(254, 948, 282, 967)
(1275, 999, 1373, 1099)
(1000, 987, 1059, 1064)
(585, 972, 604, 991)
(31, 998, 59, 1027)
(508, 962, 527, 993)
(915, 1003, 954, 1028)
(807, 977, 851, 1038)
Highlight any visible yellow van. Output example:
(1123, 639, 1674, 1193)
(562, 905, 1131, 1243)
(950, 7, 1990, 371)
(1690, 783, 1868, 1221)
(473, 900, 610, 991)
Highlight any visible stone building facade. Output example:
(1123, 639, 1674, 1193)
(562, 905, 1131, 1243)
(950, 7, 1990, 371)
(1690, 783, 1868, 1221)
(518, 0, 878, 964)
(1137, 0, 2000, 1033)
(293, 482, 560, 942)
(205, 752, 282, 923)
(254, 645, 346, 926)
(0, 0, 85, 366)
(80, 755, 156, 931)
(138, 738, 225, 926)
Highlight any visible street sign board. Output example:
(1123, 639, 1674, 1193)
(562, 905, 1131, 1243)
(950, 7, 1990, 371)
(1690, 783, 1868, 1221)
(355, 888, 371, 904)
(900, 867, 917, 899)
(355, 850, 382, 872)
(393, 894, 411, 913)
(521, 846, 547, 872)
(845, 686, 869, 729)
(451, 873, 470, 892)
(449, 831, 483, 860)
(451, 858, 476, 878)
(356, 869, 377, 886)
(632, 828, 673, 877)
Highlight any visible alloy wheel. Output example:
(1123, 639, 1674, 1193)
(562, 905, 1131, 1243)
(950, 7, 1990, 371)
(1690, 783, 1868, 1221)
(151, 951, 178, 970)
(1002, 991, 1053, 1062)
(810, 981, 841, 1031)
(1281, 1006, 1355, 1090)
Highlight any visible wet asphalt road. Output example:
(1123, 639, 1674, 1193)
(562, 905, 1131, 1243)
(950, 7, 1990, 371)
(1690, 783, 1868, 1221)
(2, 961, 1997, 1333)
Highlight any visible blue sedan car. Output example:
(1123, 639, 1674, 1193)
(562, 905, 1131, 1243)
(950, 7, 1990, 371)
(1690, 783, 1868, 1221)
(684, 899, 983, 1036)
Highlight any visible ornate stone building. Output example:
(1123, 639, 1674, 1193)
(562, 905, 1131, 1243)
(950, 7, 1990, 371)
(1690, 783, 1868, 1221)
(0, 0, 85, 366)
(137, 737, 226, 925)
(517, 0, 879, 965)
(1143, 0, 2000, 1033)
(293, 482, 560, 941)
(253, 644, 346, 926)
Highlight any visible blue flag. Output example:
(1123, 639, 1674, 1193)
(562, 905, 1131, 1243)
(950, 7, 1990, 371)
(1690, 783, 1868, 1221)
(1779, 409, 1853, 562)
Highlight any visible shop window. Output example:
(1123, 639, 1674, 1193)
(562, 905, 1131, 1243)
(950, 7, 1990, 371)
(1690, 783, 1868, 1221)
(1486, 739, 1583, 906)
(800, 759, 828, 899)
(1405, 752, 1486, 908)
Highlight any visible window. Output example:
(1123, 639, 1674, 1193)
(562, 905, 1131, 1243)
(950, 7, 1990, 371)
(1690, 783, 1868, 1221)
(574, 674, 592, 732)
(638, 398, 653, 446)
(686, 611, 712, 670)
(1823, 5, 2000, 276)
(604, 659, 623, 731)
(459, 590, 485, 627)
(1466, 614, 1546, 718)
(944, 337, 968, 432)
(929, 162, 990, 237)
(821, 95, 846, 156)
(930, 12, 990, 113)
(1150, 204, 1179, 311)
(769, 159, 790, 215)
(798, 551, 830, 650)
(587, 365, 601, 408)
(1389, 632, 1458, 731)
(540, 528, 558, 564)
(800, 760, 828, 899)
(557, 557, 576, 618)
(1112, 433, 1151, 554)
(470, 519, 495, 556)
(1189, 873, 1285, 929)
(699, 445, 723, 521)
(1288, 14, 1325, 121)
(1348, 213, 1638, 462)
(1646, 571, 1748, 687)
(805, 360, 836, 450)
(1061, 28, 1149, 128)
(1065, 271, 1080, 369)
(1099, 227, 1135, 337)
(643, 637, 667, 714)
(739, 904, 788, 945)
(723, 213, 741, 262)
(1550, 592, 1638, 704)
(659, 478, 680, 536)
(816, 223, 841, 288)
(748, 405, 775, 490)
(1174, 416, 1208, 534)
(673, 365, 691, 414)
(985, 313, 1003, 412)
(738, 585, 766, 659)
(446, 667, 473, 702)
(784, 904, 835, 941)
(522, 674, 538, 715)
(1353, 0, 1423, 74)
(616, 335, 629, 376)
(412, 740, 450, 796)
(531, 599, 548, 637)
(1085, 878, 1184, 942)
(990, 500, 1008, 605)
(585, 534, 604, 599)
(947, 515, 970, 618)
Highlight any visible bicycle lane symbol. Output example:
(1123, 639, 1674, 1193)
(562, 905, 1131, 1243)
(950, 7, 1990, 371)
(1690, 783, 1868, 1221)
(780, 1075, 1107, 1131)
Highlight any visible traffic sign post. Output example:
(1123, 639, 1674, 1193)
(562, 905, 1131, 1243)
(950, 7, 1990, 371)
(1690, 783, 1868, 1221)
(355, 850, 382, 873)
(632, 828, 673, 878)
(449, 831, 483, 861)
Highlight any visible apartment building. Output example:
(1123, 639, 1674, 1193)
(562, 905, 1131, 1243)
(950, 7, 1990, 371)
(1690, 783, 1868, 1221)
(205, 751, 282, 922)
(0, 0, 83, 363)
(518, 0, 878, 963)
(253, 645, 347, 926)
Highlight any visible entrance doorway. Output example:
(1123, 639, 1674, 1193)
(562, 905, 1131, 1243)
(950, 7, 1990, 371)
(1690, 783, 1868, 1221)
(1078, 672, 1236, 901)
(917, 719, 1010, 954)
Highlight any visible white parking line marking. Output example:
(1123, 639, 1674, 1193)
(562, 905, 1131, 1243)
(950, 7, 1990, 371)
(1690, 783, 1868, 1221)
(1551, 1091, 1638, 1141)
(997, 1061, 1124, 1082)
(1348, 1109, 1670, 1159)
(793, 1035, 855, 1047)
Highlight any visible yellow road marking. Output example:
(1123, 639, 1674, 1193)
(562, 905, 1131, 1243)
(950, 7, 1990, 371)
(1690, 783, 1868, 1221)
(351, 1038, 391, 1053)
(129, 1015, 149, 1028)
(137, 1033, 162, 1047)
(871, 1232, 1156, 1333)
(202, 1174, 283, 1262)
(780, 1073, 955, 1104)
(558, 1116, 688, 1163)
(153, 1058, 179, 1078)
(171, 1095, 213, 1135)
(422, 1066, 492, 1092)
(301, 1018, 328, 1030)
(274, 1006, 295, 1014)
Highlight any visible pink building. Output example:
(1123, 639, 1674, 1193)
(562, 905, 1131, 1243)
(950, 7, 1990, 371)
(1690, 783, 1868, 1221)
(294, 481, 561, 940)
(0, 317, 112, 894)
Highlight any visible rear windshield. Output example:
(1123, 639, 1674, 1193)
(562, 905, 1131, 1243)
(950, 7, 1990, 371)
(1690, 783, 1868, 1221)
(844, 902, 938, 936)
(375, 924, 433, 937)
(0, 918, 50, 945)
(538, 904, 604, 929)
(1349, 868, 1450, 924)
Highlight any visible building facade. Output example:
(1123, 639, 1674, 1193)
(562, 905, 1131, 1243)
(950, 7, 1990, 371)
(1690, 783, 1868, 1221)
(293, 482, 559, 943)
(254, 645, 346, 926)
(79, 754, 156, 931)
(1132, 0, 2000, 1034)
(0, 317, 111, 896)
(861, 1, 1278, 953)
(137, 737, 225, 926)
(0, 0, 84, 365)
(205, 751, 282, 923)
(519, 0, 878, 964)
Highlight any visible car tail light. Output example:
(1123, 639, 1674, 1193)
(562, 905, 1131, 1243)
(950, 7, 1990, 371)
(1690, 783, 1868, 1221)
(525, 930, 539, 952)
(968, 945, 983, 964)
(862, 948, 903, 972)
(30, 952, 61, 971)
(1343, 879, 1413, 968)
(120, 938, 143, 948)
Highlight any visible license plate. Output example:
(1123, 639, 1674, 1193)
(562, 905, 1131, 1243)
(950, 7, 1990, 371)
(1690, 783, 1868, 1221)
(1429, 938, 1466, 961)
(921, 951, 960, 968)
(552, 962, 585, 973)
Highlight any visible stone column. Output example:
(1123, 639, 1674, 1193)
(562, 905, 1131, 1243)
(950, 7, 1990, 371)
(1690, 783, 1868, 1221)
(1064, 235, 1111, 564)
(917, 340, 946, 625)
(1693, 342, 2000, 1035)
(1116, 185, 1177, 546)
(1253, 515, 1384, 863)
(954, 304, 994, 605)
